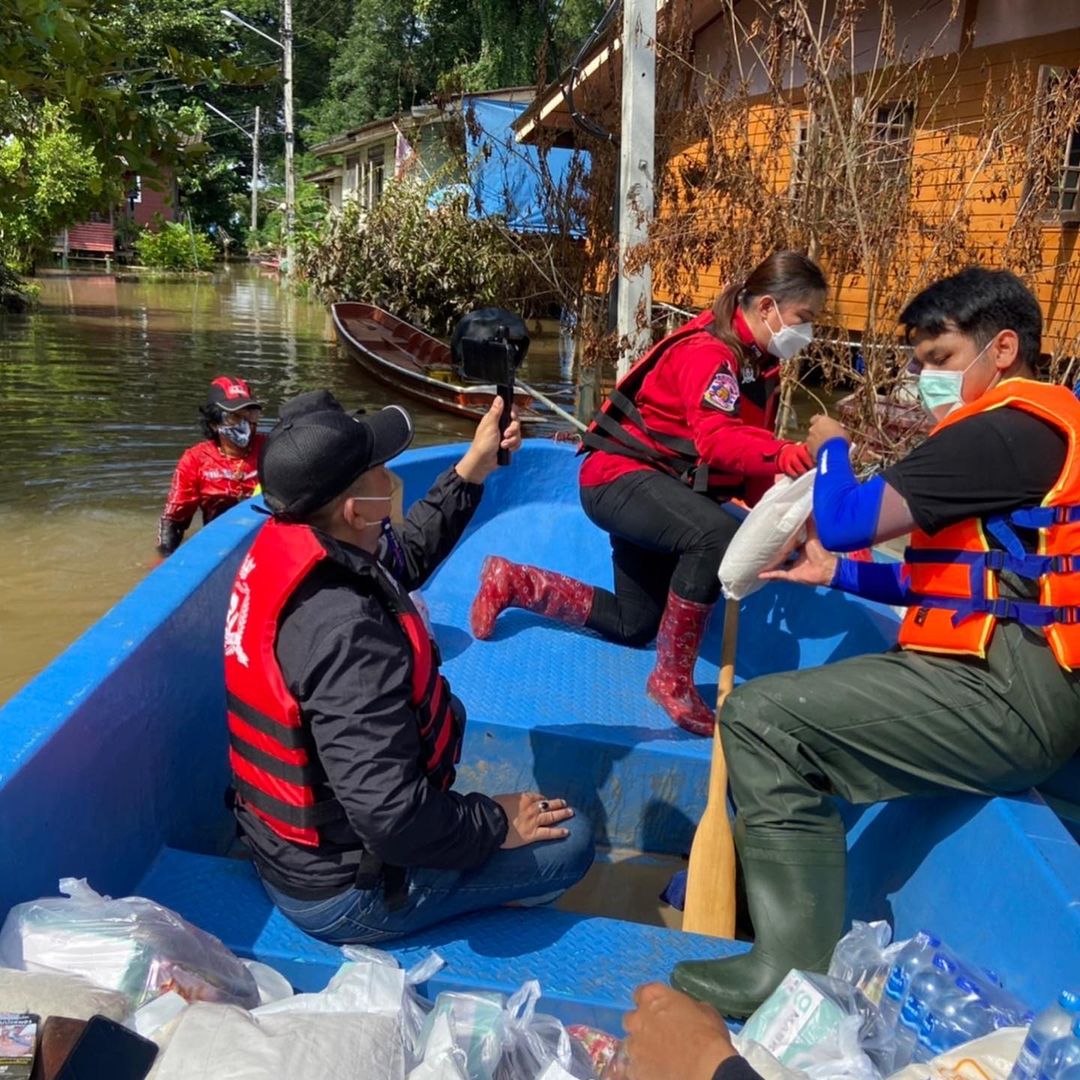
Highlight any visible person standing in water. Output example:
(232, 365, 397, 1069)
(156, 375, 265, 557)
(470, 251, 827, 736)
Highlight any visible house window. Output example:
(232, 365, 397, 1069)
(344, 154, 361, 197)
(127, 175, 142, 204)
(870, 102, 914, 180)
(1058, 128, 1080, 213)
(367, 148, 385, 206)
(1037, 67, 1080, 220)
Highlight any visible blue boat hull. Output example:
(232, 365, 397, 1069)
(0, 441, 1077, 1022)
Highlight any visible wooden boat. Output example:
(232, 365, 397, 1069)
(0, 441, 1077, 1027)
(332, 301, 550, 424)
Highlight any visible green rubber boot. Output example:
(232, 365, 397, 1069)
(671, 825, 847, 1019)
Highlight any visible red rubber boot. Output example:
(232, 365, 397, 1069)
(645, 591, 715, 736)
(470, 556, 594, 640)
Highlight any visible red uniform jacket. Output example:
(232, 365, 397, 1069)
(579, 309, 787, 504)
(161, 435, 266, 529)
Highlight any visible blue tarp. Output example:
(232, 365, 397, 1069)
(463, 95, 589, 236)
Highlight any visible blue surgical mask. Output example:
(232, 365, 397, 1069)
(917, 342, 992, 418)
(219, 419, 253, 448)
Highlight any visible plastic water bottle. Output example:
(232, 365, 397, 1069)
(923, 977, 986, 1056)
(1038, 1019, 1080, 1079)
(1010, 992, 1080, 1080)
(896, 992, 927, 1067)
(880, 933, 940, 1028)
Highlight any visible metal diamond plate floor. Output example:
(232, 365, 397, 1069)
(137, 848, 747, 1030)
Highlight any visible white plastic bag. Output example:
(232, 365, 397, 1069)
(256, 948, 442, 1069)
(495, 981, 595, 1079)
(829, 921, 906, 1006)
(738, 969, 895, 1079)
(0, 967, 132, 1025)
(152, 1001, 406, 1080)
(417, 981, 594, 1080)
(719, 470, 817, 601)
(885, 1026, 1025, 1079)
(409, 1012, 470, 1080)
(0, 878, 259, 1009)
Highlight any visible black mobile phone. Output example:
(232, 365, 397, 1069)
(53, 1016, 157, 1080)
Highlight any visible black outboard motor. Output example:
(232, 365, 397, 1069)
(451, 308, 529, 466)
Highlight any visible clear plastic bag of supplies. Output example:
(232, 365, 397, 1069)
(0, 878, 258, 1010)
(418, 981, 594, 1080)
(830, 921, 907, 1007)
(719, 470, 817, 601)
(738, 969, 896, 1079)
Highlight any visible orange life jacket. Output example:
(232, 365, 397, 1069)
(898, 378, 1080, 668)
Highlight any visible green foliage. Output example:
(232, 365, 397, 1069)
(305, 0, 606, 143)
(300, 175, 532, 336)
(134, 219, 216, 270)
(0, 103, 106, 270)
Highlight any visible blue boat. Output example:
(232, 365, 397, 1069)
(0, 440, 1077, 1031)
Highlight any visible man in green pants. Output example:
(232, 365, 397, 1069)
(673, 267, 1080, 1018)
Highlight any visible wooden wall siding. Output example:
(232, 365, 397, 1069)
(659, 27, 1080, 356)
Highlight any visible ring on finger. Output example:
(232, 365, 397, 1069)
(538, 800, 550, 813)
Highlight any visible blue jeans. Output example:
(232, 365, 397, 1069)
(262, 813, 595, 945)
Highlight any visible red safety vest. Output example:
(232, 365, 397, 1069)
(224, 519, 462, 847)
(580, 310, 777, 494)
(898, 378, 1080, 668)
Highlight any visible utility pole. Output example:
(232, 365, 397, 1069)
(616, 0, 656, 379)
(202, 99, 260, 237)
(251, 105, 260, 234)
(282, 0, 295, 276)
(221, 8, 294, 272)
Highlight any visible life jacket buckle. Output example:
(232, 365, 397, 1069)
(984, 550, 1007, 571)
(1055, 605, 1080, 625)
(1052, 555, 1078, 574)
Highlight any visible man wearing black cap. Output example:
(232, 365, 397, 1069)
(157, 375, 265, 556)
(223, 391, 594, 943)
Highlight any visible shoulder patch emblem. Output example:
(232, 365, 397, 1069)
(703, 370, 741, 413)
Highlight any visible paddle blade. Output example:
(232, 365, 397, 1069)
(682, 725, 736, 937)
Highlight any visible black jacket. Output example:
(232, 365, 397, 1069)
(236, 466, 509, 898)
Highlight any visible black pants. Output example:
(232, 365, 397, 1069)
(579, 469, 739, 645)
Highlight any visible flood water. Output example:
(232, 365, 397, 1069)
(0, 266, 574, 702)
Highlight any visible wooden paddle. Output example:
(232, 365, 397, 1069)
(682, 596, 739, 938)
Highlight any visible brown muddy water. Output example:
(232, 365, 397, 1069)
(0, 266, 576, 703)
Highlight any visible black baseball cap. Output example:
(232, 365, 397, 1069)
(207, 375, 262, 412)
(259, 391, 413, 520)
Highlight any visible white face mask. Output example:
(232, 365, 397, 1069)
(763, 298, 814, 362)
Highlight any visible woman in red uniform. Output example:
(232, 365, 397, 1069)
(156, 375, 266, 556)
(471, 251, 828, 735)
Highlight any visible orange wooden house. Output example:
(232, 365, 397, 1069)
(518, 0, 1080, 360)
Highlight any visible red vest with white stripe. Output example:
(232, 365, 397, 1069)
(223, 519, 462, 847)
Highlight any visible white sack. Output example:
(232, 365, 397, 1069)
(719, 470, 817, 602)
(152, 1002, 405, 1080)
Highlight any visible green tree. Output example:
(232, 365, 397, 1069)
(306, 0, 605, 142)
(0, 103, 104, 269)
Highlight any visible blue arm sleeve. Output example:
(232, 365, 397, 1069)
(831, 558, 912, 606)
(814, 438, 885, 552)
